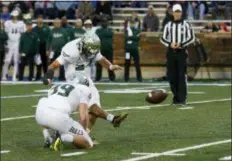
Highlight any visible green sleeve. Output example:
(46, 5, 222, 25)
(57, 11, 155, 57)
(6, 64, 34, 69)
(46, 31, 52, 50)
(35, 34, 40, 54)
(19, 34, 24, 53)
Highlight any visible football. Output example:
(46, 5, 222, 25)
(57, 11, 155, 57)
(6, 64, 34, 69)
(145, 89, 168, 104)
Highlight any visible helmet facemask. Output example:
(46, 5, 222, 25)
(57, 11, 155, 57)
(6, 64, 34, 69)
(81, 34, 101, 60)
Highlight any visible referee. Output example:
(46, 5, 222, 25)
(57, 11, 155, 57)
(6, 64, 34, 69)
(160, 4, 195, 105)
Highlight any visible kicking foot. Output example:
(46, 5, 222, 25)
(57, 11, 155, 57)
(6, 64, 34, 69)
(112, 113, 128, 128)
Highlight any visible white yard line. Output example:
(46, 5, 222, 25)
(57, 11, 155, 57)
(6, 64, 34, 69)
(2, 90, 204, 99)
(1, 94, 46, 99)
(1, 98, 231, 122)
(178, 106, 195, 110)
(219, 156, 232, 160)
(121, 139, 231, 161)
(61, 151, 87, 157)
(1, 150, 10, 154)
(0, 81, 231, 86)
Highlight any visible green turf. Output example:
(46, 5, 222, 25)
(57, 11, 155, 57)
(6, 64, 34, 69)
(1, 83, 231, 161)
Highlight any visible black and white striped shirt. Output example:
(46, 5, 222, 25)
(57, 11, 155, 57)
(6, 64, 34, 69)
(160, 20, 195, 48)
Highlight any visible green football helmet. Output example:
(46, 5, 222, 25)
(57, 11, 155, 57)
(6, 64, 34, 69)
(81, 33, 101, 60)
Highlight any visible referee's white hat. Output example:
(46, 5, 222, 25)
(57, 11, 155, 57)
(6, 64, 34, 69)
(172, 4, 182, 12)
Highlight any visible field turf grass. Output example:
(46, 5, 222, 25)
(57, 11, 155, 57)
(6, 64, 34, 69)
(1, 82, 231, 161)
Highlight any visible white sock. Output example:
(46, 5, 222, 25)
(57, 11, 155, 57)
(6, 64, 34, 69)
(13, 62, 18, 79)
(106, 114, 114, 122)
(61, 134, 74, 143)
(42, 129, 52, 143)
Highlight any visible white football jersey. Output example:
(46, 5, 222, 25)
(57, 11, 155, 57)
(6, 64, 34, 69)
(46, 83, 91, 114)
(56, 38, 103, 80)
(4, 20, 26, 43)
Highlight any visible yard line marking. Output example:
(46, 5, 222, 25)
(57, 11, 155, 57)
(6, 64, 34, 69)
(219, 156, 231, 160)
(0, 81, 231, 86)
(1, 150, 10, 154)
(1, 115, 35, 121)
(178, 106, 194, 110)
(132, 152, 185, 156)
(121, 139, 231, 161)
(1, 98, 231, 122)
(2, 89, 204, 99)
(61, 152, 87, 157)
(1, 94, 46, 99)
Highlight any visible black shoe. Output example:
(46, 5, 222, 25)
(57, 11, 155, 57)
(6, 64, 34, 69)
(112, 113, 128, 128)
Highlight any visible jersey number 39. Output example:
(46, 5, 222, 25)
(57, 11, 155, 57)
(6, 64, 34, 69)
(50, 84, 75, 97)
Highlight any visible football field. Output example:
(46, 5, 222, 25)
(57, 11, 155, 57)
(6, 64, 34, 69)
(1, 81, 231, 161)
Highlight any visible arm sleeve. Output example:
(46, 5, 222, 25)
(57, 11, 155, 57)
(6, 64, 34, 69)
(95, 52, 103, 61)
(181, 22, 195, 47)
(160, 23, 171, 47)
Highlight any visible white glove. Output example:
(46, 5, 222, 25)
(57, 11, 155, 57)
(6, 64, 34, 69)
(34, 54, 42, 65)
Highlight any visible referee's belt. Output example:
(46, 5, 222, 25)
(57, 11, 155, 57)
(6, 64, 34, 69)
(168, 48, 186, 52)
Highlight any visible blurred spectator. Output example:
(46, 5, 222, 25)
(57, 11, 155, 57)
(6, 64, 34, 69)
(125, 12, 141, 29)
(130, 1, 147, 8)
(55, 2, 74, 18)
(33, 15, 50, 80)
(47, 18, 69, 80)
(0, 6, 11, 21)
(201, 22, 219, 33)
(96, 17, 115, 81)
(113, 1, 123, 8)
(8, 2, 29, 14)
(61, 16, 73, 40)
(225, 1, 232, 20)
(45, 1, 57, 19)
(124, 20, 142, 82)
(93, 1, 112, 26)
(0, 21, 8, 79)
(18, 20, 39, 81)
(77, 1, 94, 21)
(162, 6, 173, 31)
(218, 23, 230, 32)
(142, 5, 159, 32)
(83, 19, 98, 34)
(188, 1, 208, 20)
(71, 19, 86, 40)
(34, 1, 45, 18)
(2, 10, 26, 81)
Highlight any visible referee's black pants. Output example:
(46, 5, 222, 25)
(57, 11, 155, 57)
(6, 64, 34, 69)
(166, 48, 187, 103)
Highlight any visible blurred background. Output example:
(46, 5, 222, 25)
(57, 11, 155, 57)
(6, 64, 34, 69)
(0, 0, 231, 82)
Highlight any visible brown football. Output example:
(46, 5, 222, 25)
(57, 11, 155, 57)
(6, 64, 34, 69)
(145, 89, 168, 104)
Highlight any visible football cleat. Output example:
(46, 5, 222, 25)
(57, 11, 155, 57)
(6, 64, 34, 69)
(50, 131, 63, 151)
(112, 113, 128, 128)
